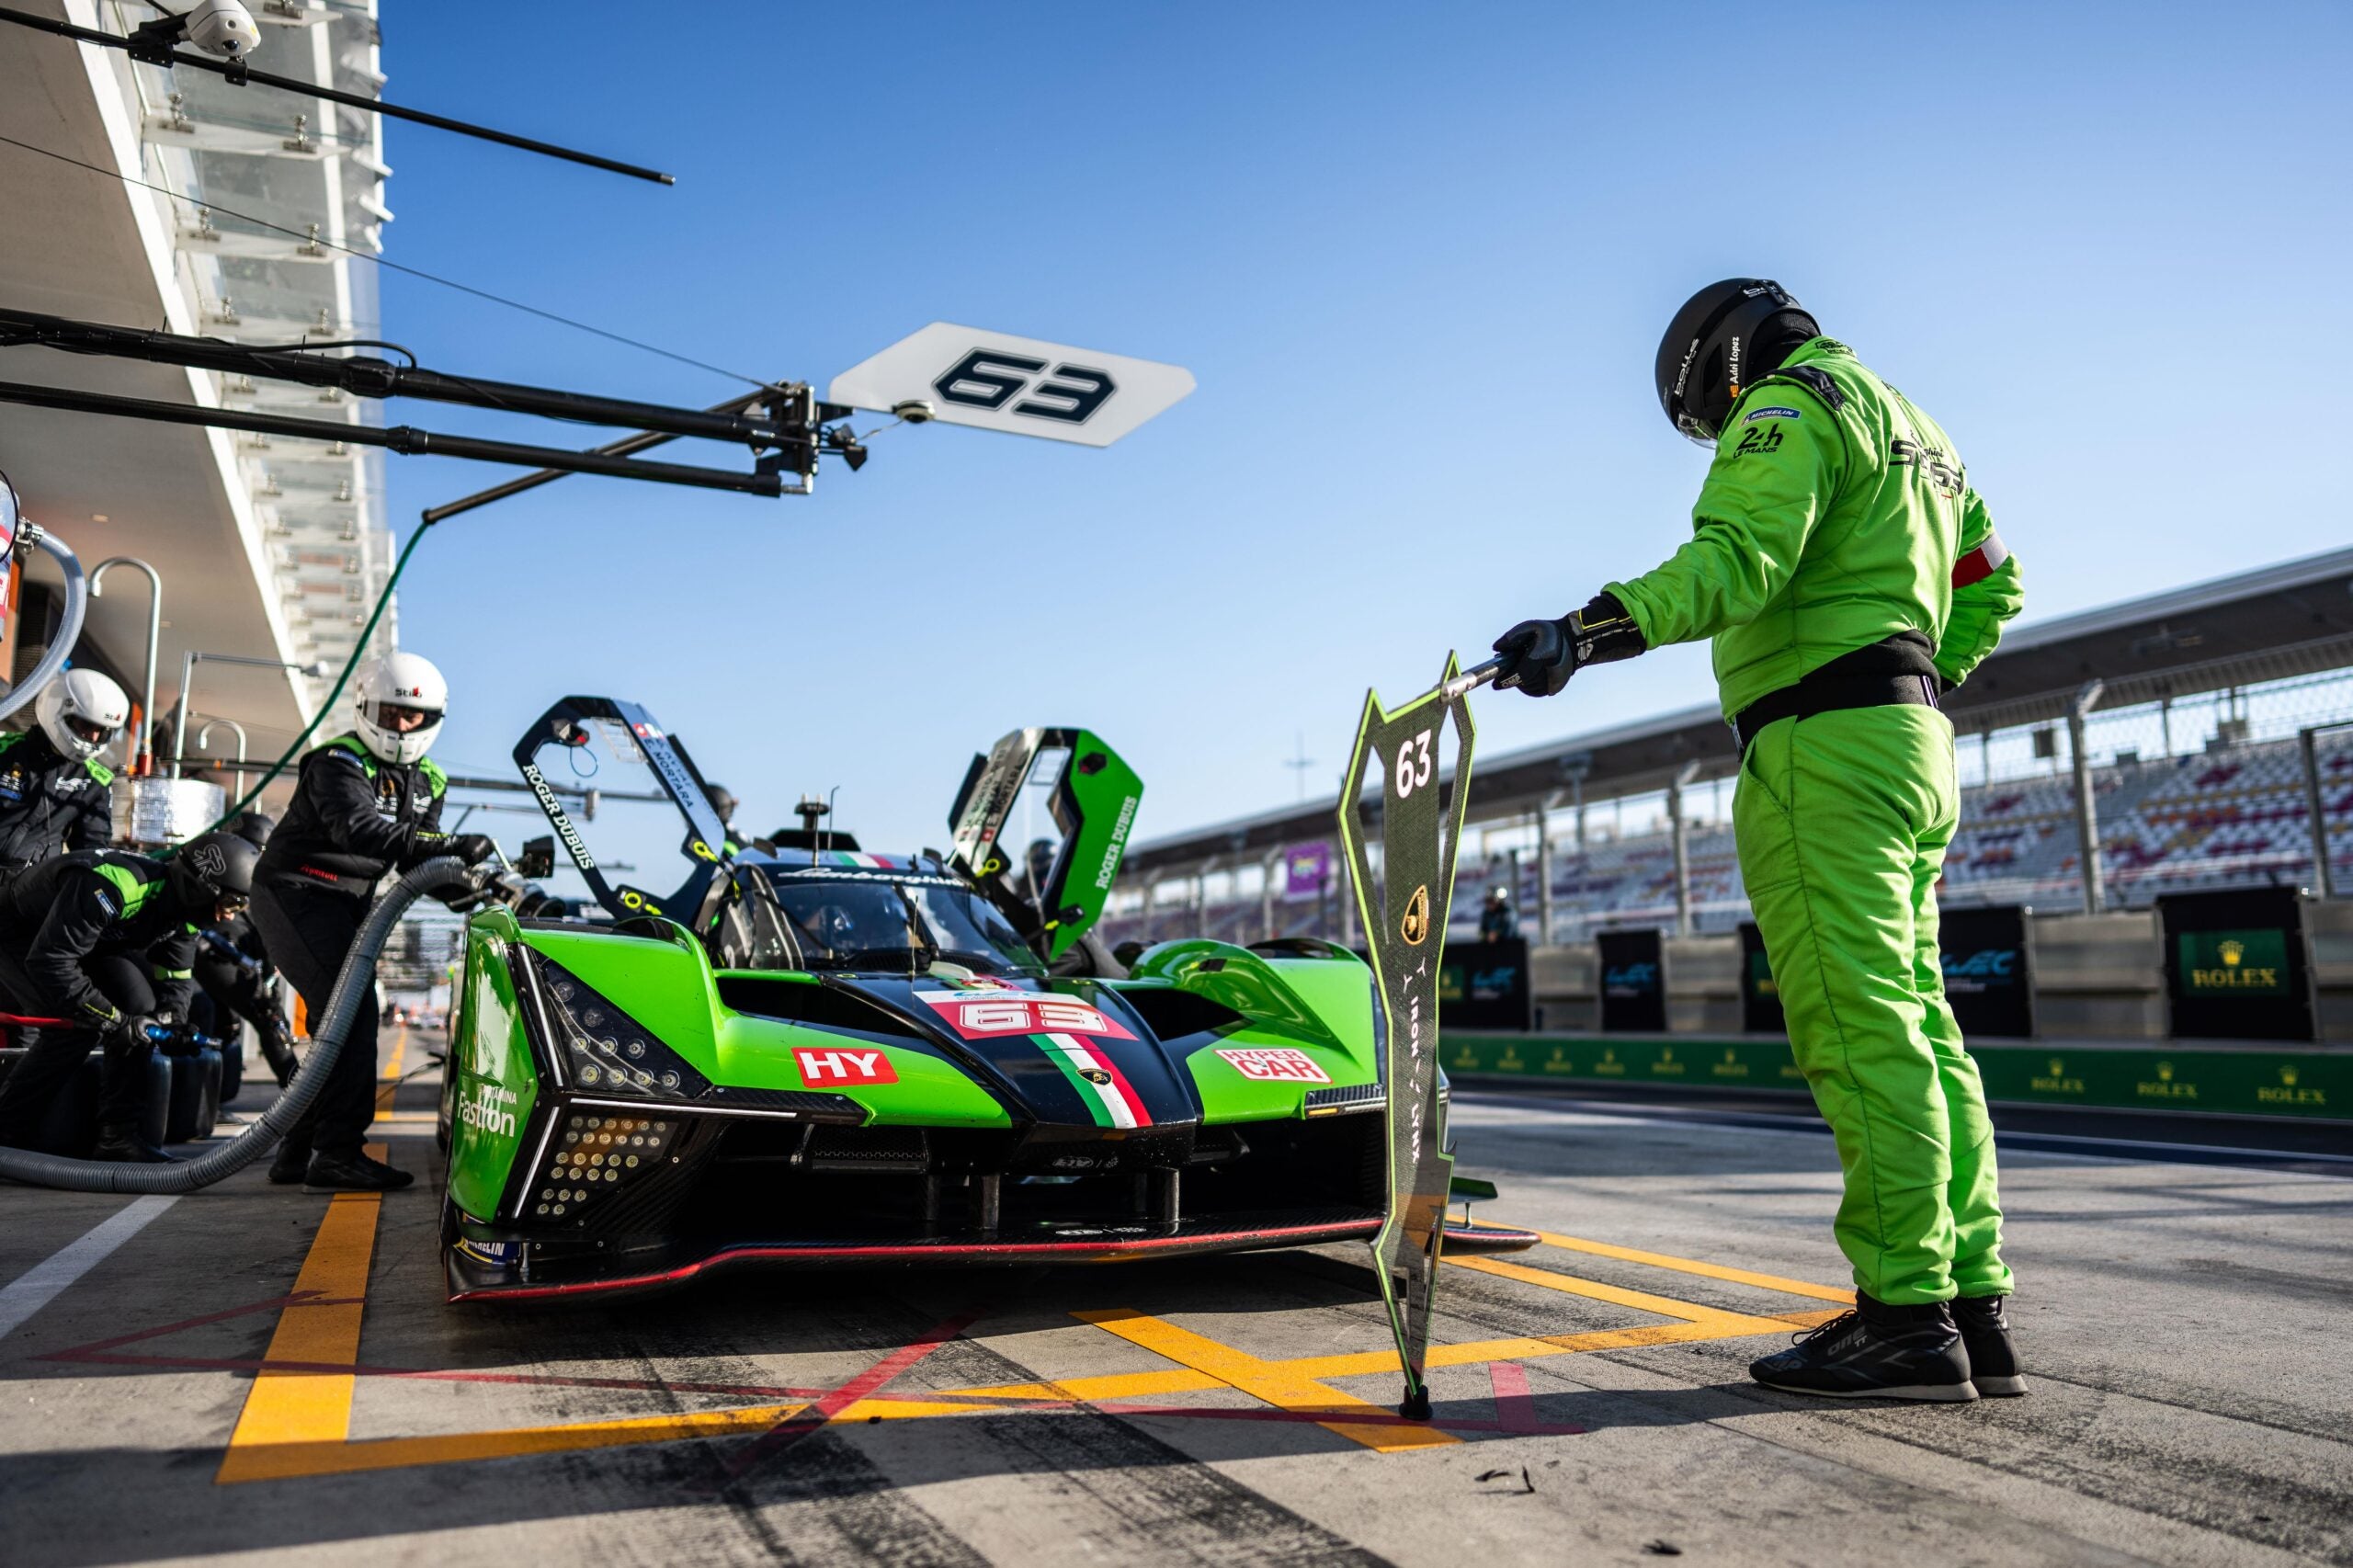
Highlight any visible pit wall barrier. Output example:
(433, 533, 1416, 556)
(1437, 1029, 2348, 1120)
(1515, 896, 2353, 1046)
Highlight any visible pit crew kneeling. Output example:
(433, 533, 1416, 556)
(250, 652, 496, 1192)
(0, 832, 257, 1161)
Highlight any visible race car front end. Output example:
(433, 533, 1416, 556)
(439, 910, 1397, 1301)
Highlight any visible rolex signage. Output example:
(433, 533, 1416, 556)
(2177, 929, 2288, 996)
(2158, 889, 2315, 1042)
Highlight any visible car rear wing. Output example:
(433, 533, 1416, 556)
(946, 727, 1142, 962)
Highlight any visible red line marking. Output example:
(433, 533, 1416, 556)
(716, 1309, 981, 1482)
(1488, 1359, 1540, 1433)
(44, 1347, 827, 1401)
(30, 1292, 347, 1360)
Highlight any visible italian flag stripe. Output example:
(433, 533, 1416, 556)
(1033, 1033, 1113, 1126)
(1039, 1032, 1149, 1129)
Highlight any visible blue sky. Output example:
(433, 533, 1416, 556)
(378, 2, 2351, 870)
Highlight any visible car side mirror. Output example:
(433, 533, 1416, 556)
(517, 835, 556, 880)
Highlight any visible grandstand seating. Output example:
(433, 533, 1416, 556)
(1101, 733, 2353, 945)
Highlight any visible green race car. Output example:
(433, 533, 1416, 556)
(438, 696, 1508, 1301)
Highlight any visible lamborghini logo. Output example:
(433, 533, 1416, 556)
(1080, 1068, 1112, 1085)
(1401, 884, 1430, 946)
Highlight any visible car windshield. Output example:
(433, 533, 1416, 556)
(751, 869, 1042, 975)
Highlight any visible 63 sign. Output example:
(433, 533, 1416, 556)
(828, 323, 1196, 448)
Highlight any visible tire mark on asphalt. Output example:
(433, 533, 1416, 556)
(1606, 1336, 2353, 1567)
(912, 1309, 1394, 1567)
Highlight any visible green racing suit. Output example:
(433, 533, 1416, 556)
(1608, 337, 2026, 1305)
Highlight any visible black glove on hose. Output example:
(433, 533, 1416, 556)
(1492, 592, 1649, 698)
(415, 831, 499, 867)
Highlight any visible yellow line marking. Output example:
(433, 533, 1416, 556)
(1445, 1254, 1801, 1332)
(215, 1142, 389, 1484)
(221, 1402, 813, 1483)
(1527, 1230, 1856, 1305)
(208, 1208, 1848, 1482)
(372, 1028, 409, 1117)
(1074, 1308, 1458, 1452)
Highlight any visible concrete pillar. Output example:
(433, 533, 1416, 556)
(1669, 761, 1699, 937)
(1535, 802, 1556, 947)
(1261, 847, 1282, 939)
(2068, 680, 2107, 915)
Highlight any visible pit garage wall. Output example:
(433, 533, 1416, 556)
(1450, 902, 2353, 1120)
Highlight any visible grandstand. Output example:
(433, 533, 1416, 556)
(1104, 546, 2353, 947)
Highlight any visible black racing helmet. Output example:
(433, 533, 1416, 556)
(232, 811, 276, 850)
(169, 830, 261, 909)
(1654, 278, 1818, 445)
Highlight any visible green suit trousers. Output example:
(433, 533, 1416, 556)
(1733, 703, 2012, 1304)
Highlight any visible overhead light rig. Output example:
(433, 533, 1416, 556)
(0, 2, 675, 184)
(0, 306, 865, 496)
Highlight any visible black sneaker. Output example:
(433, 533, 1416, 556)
(93, 1124, 176, 1164)
(1953, 1295, 2026, 1396)
(267, 1142, 313, 1185)
(303, 1151, 414, 1192)
(1750, 1292, 1976, 1402)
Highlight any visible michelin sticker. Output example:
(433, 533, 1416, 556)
(1745, 405, 1801, 423)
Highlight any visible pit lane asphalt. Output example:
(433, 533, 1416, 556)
(1, 1035, 2347, 1568)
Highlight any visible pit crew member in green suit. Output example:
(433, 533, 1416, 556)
(1491, 279, 2028, 1402)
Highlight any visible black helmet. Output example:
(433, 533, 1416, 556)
(232, 811, 276, 850)
(702, 782, 738, 824)
(169, 830, 260, 909)
(1654, 278, 1818, 445)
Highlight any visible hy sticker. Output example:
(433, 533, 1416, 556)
(794, 1047, 898, 1086)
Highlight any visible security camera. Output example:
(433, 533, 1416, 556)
(184, 0, 260, 60)
(892, 400, 937, 425)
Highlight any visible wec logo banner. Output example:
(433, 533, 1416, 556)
(1213, 1048, 1332, 1084)
(914, 991, 1136, 1041)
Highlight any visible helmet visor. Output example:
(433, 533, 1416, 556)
(64, 714, 118, 747)
(369, 701, 441, 735)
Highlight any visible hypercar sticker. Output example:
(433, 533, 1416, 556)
(1213, 1047, 1334, 1084)
(794, 1047, 898, 1086)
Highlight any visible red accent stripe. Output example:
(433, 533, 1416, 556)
(1077, 1038, 1154, 1128)
(449, 1219, 1382, 1301)
(1952, 528, 2008, 588)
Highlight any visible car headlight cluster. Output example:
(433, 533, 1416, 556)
(526, 949, 710, 1101)
(532, 1111, 680, 1221)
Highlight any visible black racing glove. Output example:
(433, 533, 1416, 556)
(451, 834, 499, 866)
(1492, 592, 1649, 698)
(415, 831, 499, 867)
(103, 1013, 158, 1053)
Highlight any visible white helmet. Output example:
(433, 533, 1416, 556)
(352, 651, 448, 766)
(35, 669, 130, 761)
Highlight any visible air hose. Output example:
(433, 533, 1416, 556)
(0, 526, 92, 724)
(0, 857, 472, 1193)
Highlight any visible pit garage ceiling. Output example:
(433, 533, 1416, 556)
(0, 1, 330, 774)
